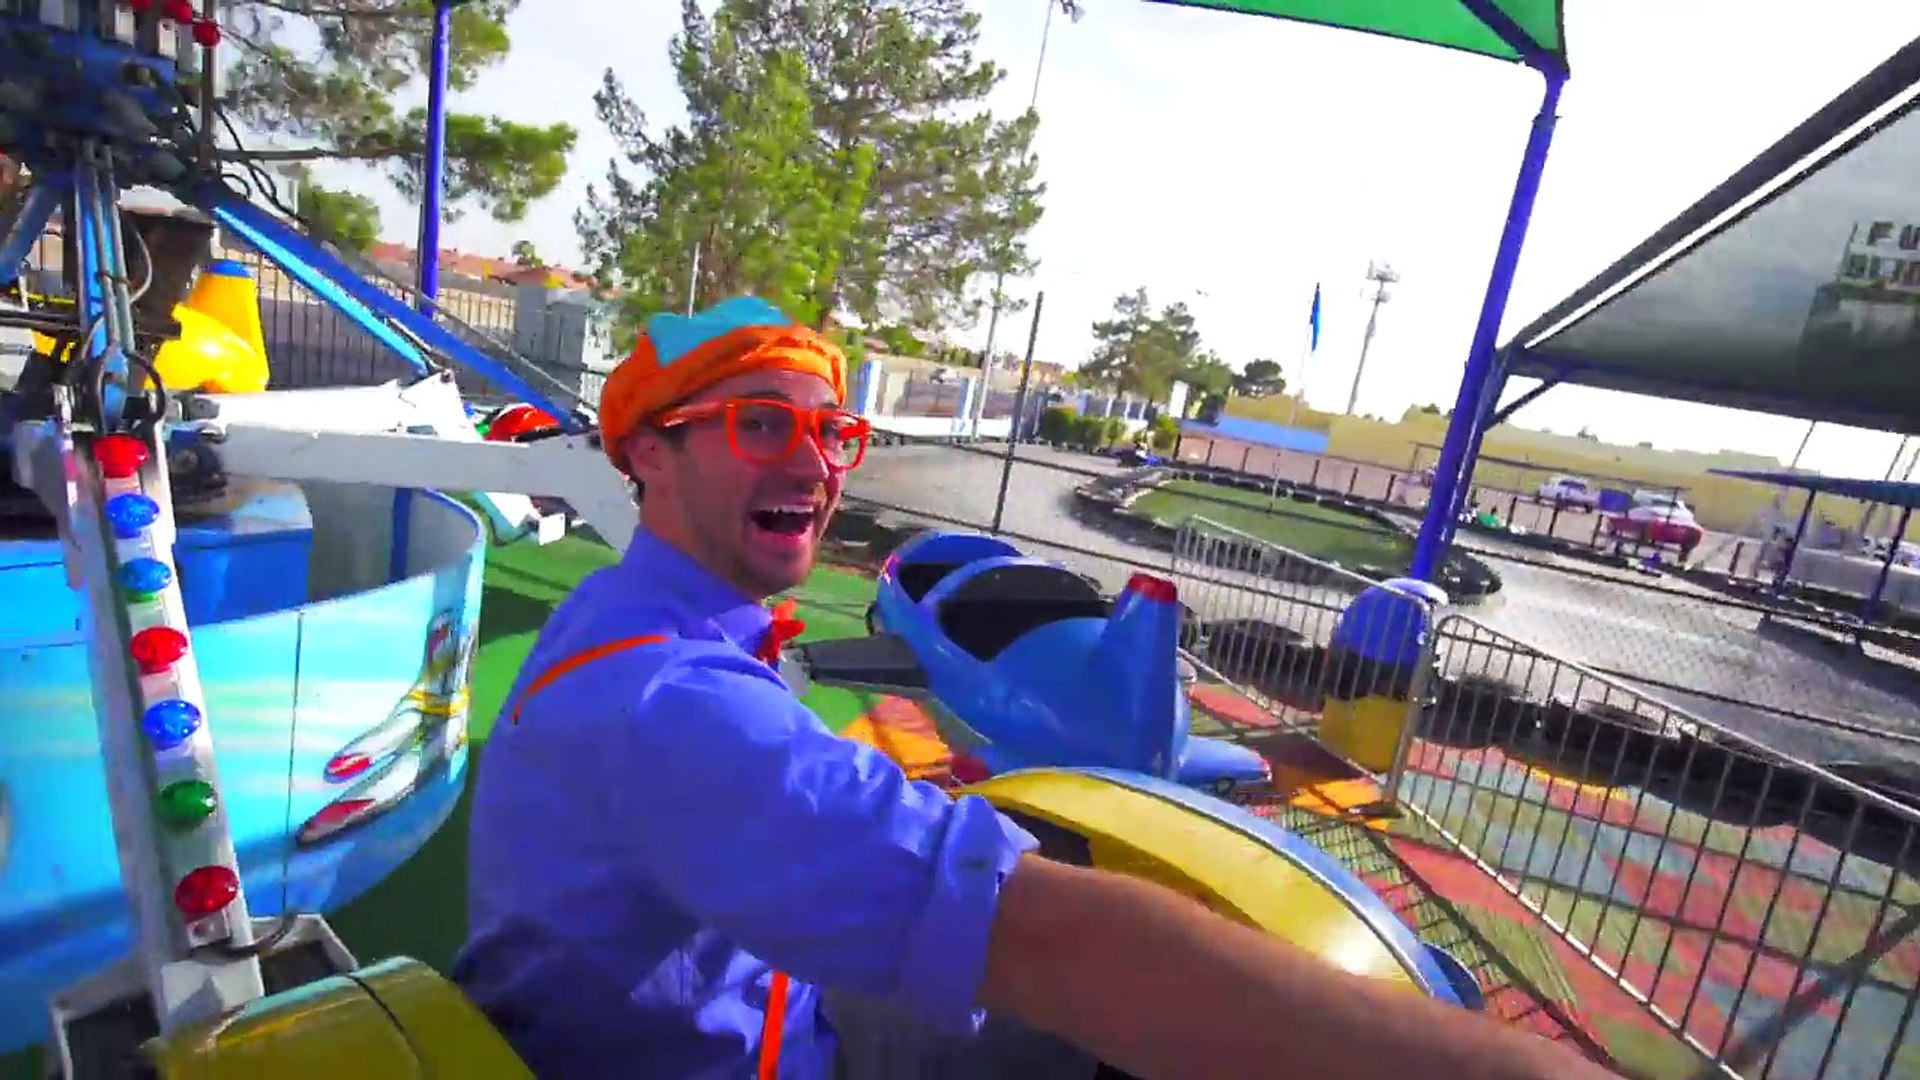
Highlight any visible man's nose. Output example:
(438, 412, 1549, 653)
(782, 431, 834, 482)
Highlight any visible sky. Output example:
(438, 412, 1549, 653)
(299, 0, 1920, 478)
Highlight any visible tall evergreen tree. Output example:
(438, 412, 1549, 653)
(579, 0, 1043, 333)
(219, 0, 577, 223)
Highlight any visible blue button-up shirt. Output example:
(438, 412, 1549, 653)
(454, 528, 1037, 1078)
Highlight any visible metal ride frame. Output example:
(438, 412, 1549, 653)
(0, 0, 619, 1063)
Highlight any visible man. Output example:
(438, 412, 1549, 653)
(454, 296, 1620, 1080)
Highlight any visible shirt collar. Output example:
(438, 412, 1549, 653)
(620, 526, 772, 651)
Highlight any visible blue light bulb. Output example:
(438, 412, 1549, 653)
(105, 494, 160, 540)
(142, 699, 202, 751)
(117, 558, 173, 600)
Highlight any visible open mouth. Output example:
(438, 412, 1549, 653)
(749, 506, 819, 539)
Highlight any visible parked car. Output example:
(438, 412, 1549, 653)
(1536, 474, 1598, 510)
(1606, 491, 1704, 552)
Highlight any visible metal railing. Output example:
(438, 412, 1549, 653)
(1408, 615, 1920, 1080)
(1161, 508, 1920, 1079)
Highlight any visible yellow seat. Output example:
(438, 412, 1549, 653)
(143, 957, 533, 1079)
(970, 770, 1430, 995)
(1318, 695, 1413, 773)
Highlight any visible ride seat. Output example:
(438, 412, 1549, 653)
(937, 564, 1110, 660)
(896, 561, 962, 602)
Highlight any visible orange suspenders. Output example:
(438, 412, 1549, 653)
(505, 625, 799, 1078)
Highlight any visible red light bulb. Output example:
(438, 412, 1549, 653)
(162, 0, 194, 21)
(174, 864, 239, 919)
(95, 434, 149, 480)
(191, 20, 220, 46)
(130, 626, 188, 675)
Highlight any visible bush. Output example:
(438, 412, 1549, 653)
(1071, 414, 1107, 450)
(1102, 417, 1127, 447)
(1038, 405, 1079, 444)
(1149, 415, 1180, 452)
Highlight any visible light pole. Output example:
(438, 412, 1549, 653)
(972, 0, 1080, 437)
(1344, 260, 1398, 416)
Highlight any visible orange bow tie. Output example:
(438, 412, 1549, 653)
(755, 599, 806, 665)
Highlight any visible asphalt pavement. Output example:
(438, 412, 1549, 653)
(848, 440, 1920, 772)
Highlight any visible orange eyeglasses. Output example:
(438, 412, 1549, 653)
(654, 398, 873, 471)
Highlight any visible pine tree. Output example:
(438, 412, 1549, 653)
(578, 0, 1043, 333)
(219, 0, 576, 223)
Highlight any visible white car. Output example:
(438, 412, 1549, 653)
(1536, 475, 1598, 510)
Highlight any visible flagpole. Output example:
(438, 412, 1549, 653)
(1285, 336, 1311, 429)
(1287, 283, 1322, 429)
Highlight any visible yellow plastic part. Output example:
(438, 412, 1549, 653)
(1317, 695, 1412, 773)
(151, 303, 270, 394)
(186, 264, 270, 363)
(971, 771, 1425, 994)
(143, 958, 533, 1079)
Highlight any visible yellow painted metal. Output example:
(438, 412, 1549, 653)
(358, 957, 537, 1077)
(142, 972, 416, 1078)
(142, 958, 533, 1079)
(972, 771, 1424, 992)
(1318, 695, 1412, 772)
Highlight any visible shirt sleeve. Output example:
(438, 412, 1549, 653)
(614, 641, 1037, 1032)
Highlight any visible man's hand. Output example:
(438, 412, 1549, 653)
(979, 856, 1623, 1080)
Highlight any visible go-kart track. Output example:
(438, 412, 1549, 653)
(848, 442, 1920, 774)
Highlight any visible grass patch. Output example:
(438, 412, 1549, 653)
(1131, 478, 1412, 569)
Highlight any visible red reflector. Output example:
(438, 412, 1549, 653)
(1124, 573, 1179, 603)
(324, 752, 371, 782)
(297, 798, 379, 845)
(949, 753, 992, 785)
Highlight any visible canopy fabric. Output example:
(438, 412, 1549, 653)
(1711, 469, 1920, 511)
(1509, 38, 1920, 435)
(1148, 0, 1565, 66)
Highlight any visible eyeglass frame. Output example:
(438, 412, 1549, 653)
(652, 397, 873, 471)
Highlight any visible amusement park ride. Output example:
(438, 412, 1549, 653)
(0, 1, 1572, 1077)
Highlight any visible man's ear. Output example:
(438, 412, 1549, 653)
(619, 428, 673, 486)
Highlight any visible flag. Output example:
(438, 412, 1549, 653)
(1308, 283, 1323, 353)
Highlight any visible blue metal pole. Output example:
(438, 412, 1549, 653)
(1771, 490, 1817, 599)
(415, 0, 454, 314)
(1861, 505, 1913, 635)
(397, 0, 454, 582)
(1410, 70, 1566, 580)
(1440, 352, 1511, 548)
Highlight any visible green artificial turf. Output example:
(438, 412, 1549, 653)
(1130, 478, 1412, 569)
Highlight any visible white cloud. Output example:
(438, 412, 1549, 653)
(299, 0, 1920, 478)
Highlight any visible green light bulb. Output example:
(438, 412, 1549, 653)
(157, 779, 218, 832)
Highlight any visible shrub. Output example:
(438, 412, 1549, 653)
(1039, 405, 1079, 444)
(1149, 414, 1180, 452)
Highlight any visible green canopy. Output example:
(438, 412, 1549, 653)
(1151, 1, 1566, 68)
